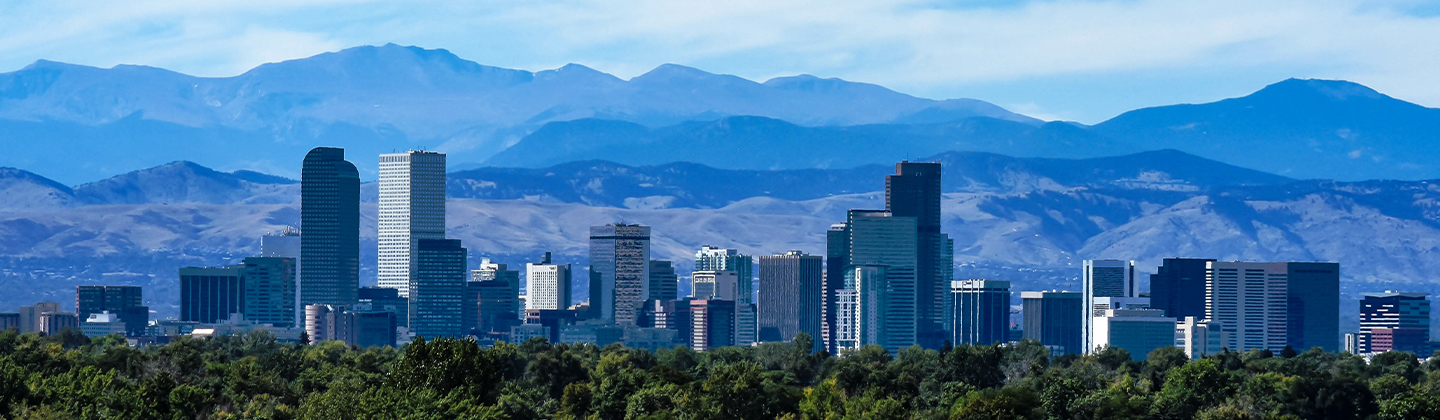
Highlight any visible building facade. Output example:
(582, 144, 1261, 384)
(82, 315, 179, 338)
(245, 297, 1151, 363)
(1082, 260, 1138, 354)
(649, 260, 678, 302)
(1022, 291, 1082, 355)
(590, 224, 651, 324)
(526, 252, 572, 311)
(180, 265, 245, 324)
(1150, 258, 1214, 320)
(469, 259, 521, 334)
(1205, 261, 1289, 353)
(242, 257, 297, 328)
(847, 210, 918, 354)
(300, 147, 360, 307)
(409, 239, 467, 339)
(1359, 291, 1430, 354)
(1090, 308, 1176, 360)
(261, 230, 303, 328)
(886, 161, 953, 349)
(689, 299, 737, 352)
(757, 250, 824, 345)
(75, 285, 146, 336)
(951, 279, 1011, 346)
(377, 150, 447, 298)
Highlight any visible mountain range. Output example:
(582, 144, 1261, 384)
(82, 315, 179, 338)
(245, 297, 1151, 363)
(2, 45, 1439, 184)
(1, 151, 1436, 327)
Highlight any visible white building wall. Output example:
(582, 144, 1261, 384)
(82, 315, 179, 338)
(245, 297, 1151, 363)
(377, 151, 446, 298)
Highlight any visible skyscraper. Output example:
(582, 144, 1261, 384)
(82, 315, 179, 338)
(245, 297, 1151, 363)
(691, 271, 740, 300)
(649, 260, 678, 302)
(590, 224, 651, 325)
(179, 265, 245, 324)
(378, 150, 447, 298)
(1205, 261, 1289, 353)
(527, 252, 572, 311)
(886, 161, 952, 348)
(1150, 258, 1214, 319)
(469, 259, 520, 334)
(1285, 262, 1339, 352)
(824, 223, 849, 354)
(758, 251, 823, 345)
(689, 299, 737, 352)
(696, 246, 754, 303)
(242, 257, 297, 328)
(951, 279, 1010, 346)
(301, 147, 360, 307)
(1022, 291, 1083, 355)
(410, 239, 466, 339)
(1082, 260, 1137, 354)
(1358, 291, 1429, 354)
(75, 285, 146, 336)
(847, 210, 919, 354)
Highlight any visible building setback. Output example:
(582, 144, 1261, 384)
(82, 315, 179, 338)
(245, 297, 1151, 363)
(300, 147, 360, 307)
(377, 150, 446, 298)
(590, 224, 651, 325)
(758, 251, 824, 345)
(886, 161, 953, 349)
(952, 279, 1011, 346)
(409, 239, 467, 339)
(1022, 291, 1083, 355)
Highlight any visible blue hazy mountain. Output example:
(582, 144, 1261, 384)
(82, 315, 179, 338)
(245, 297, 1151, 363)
(0, 44, 1036, 184)
(1093, 78, 1440, 181)
(483, 116, 1132, 169)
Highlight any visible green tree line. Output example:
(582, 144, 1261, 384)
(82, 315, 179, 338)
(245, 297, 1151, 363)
(2, 328, 1440, 419)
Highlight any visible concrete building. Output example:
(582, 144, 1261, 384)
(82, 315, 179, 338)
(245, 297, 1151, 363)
(886, 161, 953, 349)
(17, 302, 61, 333)
(39, 312, 78, 334)
(1205, 261, 1290, 353)
(1359, 291, 1430, 354)
(377, 150, 446, 298)
(1022, 291, 1083, 355)
(1177, 316, 1226, 359)
(1091, 308, 1176, 360)
(836, 265, 887, 352)
(409, 239, 467, 339)
(689, 299, 736, 352)
(692, 270, 740, 300)
(590, 224, 651, 325)
(1082, 259, 1138, 354)
(80, 311, 127, 337)
(695, 246, 756, 345)
(300, 147, 360, 307)
(242, 257, 297, 328)
(179, 265, 245, 323)
(757, 250, 824, 345)
(305, 304, 397, 347)
(526, 252, 572, 311)
(951, 279, 1011, 346)
(261, 229, 302, 325)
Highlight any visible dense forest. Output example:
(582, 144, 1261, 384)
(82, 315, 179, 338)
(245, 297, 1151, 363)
(1, 329, 1439, 419)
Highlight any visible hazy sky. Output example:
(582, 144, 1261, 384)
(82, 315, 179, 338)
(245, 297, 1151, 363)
(1, 0, 1436, 123)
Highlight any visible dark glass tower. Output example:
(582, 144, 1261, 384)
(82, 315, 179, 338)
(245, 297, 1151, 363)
(589, 224, 651, 325)
(1150, 258, 1214, 319)
(301, 147, 360, 307)
(1286, 262, 1340, 352)
(410, 239, 466, 339)
(1022, 291, 1082, 355)
(758, 250, 824, 347)
(824, 223, 849, 354)
(76, 285, 146, 336)
(886, 161, 950, 348)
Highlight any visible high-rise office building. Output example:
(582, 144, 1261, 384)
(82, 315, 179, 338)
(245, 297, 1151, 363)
(1285, 262, 1339, 352)
(649, 260, 678, 302)
(305, 304, 397, 347)
(689, 299, 737, 352)
(1177, 316, 1226, 359)
(696, 246, 754, 303)
(847, 210, 918, 354)
(951, 279, 1011, 346)
(824, 223, 849, 354)
(758, 251, 823, 345)
(301, 147, 360, 307)
(242, 257, 297, 328)
(359, 286, 408, 328)
(886, 161, 953, 349)
(378, 150, 447, 298)
(410, 239, 467, 339)
(1091, 308, 1177, 361)
(1022, 291, 1083, 355)
(526, 252, 572, 311)
(590, 224, 651, 325)
(261, 229, 302, 326)
(1359, 291, 1430, 354)
(76, 285, 146, 336)
(1205, 261, 1289, 353)
(179, 266, 245, 323)
(836, 265, 887, 352)
(1150, 258, 1214, 319)
(470, 259, 521, 334)
(1082, 260, 1138, 354)
(692, 271, 739, 300)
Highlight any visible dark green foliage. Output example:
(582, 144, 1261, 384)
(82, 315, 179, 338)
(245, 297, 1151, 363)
(0, 330, 1418, 419)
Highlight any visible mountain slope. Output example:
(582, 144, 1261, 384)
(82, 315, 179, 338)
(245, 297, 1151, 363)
(1094, 78, 1440, 180)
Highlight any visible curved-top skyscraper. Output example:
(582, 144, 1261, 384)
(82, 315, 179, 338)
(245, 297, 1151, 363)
(301, 147, 360, 307)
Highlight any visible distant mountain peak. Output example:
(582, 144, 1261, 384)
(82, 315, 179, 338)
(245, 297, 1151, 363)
(631, 63, 746, 85)
(1252, 78, 1387, 102)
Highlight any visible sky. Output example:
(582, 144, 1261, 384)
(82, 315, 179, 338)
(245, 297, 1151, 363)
(0, 0, 1437, 123)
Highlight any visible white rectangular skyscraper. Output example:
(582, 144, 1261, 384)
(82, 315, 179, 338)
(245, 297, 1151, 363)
(377, 151, 446, 298)
(1206, 261, 1289, 353)
(1082, 259, 1137, 354)
(526, 252, 572, 311)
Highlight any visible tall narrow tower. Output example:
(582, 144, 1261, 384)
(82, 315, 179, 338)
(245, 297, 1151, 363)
(590, 223, 651, 325)
(378, 151, 447, 298)
(886, 161, 951, 348)
(300, 147, 360, 307)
